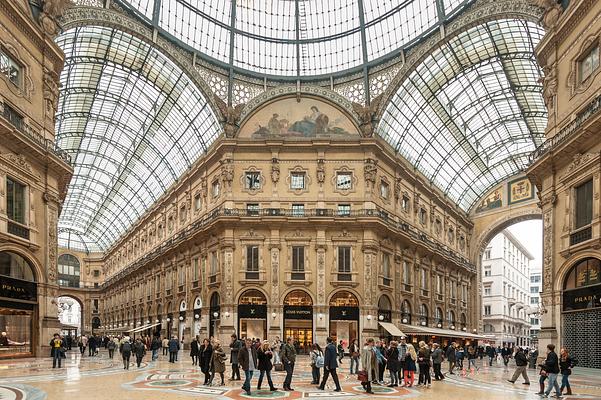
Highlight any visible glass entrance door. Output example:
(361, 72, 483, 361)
(284, 322, 313, 354)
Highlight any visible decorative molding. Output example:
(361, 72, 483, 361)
(560, 152, 599, 183)
(331, 166, 357, 196)
(285, 165, 311, 196)
(239, 166, 265, 196)
(566, 34, 601, 97)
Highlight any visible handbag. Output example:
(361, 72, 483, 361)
(358, 370, 368, 383)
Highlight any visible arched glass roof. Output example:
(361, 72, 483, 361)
(56, 26, 220, 253)
(120, 0, 474, 77)
(378, 19, 547, 211)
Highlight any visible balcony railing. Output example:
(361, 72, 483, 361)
(1, 101, 72, 165)
(570, 225, 592, 246)
(337, 273, 352, 282)
(245, 271, 259, 280)
(7, 220, 29, 240)
(291, 272, 305, 281)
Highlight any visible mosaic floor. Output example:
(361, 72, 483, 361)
(0, 351, 600, 400)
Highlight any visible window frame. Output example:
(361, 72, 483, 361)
(290, 172, 306, 190)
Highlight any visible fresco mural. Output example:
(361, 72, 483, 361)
(475, 187, 503, 213)
(508, 177, 535, 204)
(238, 97, 359, 138)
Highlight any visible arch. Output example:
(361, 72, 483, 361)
(193, 296, 203, 310)
(210, 292, 221, 308)
(401, 299, 412, 324)
(283, 289, 313, 306)
(329, 290, 359, 307)
(0, 251, 36, 282)
(57, 295, 84, 335)
(179, 299, 187, 311)
(562, 257, 601, 291)
(447, 310, 456, 326)
(378, 294, 392, 310)
(0, 245, 43, 283)
(435, 307, 443, 323)
(57, 253, 81, 288)
(460, 312, 467, 327)
(238, 289, 268, 305)
(419, 304, 429, 324)
(555, 250, 601, 293)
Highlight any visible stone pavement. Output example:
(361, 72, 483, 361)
(0, 351, 600, 400)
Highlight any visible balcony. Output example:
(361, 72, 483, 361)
(7, 220, 29, 240)
(331, 272, 359, 287)
(570, 225, 592, 246)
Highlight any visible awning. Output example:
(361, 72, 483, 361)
(378, 322, 406, 337)
(130, 322, 160, 334)
(399, 324, 486, 340)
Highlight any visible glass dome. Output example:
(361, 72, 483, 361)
(121, 0, 473, 77)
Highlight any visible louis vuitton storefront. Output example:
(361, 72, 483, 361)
(562, 258, 601, 369)
(238, 289, 267, 340)
(0, 251, 38, 358)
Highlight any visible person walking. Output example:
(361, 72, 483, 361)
(486, 345, 496, 367)
(349, 339, 359, 375)
(446, 342, 456, 375)
(257, 340, 277, 391)
(281, 336, 297, 391)
(79, 335, 88, 356)
(151, 336, 161, 361)
(190, 335, 200, 366)
(162, 336, 169, 356)
(209, 340, 226, 386)
(542, 343, 561, 398)
(168, 336, 179, 363)
(310, 343, 324, 385)
(120, 338, 132, 370)
(200, 338, 213, 385)
(431, 343, 445, 380)
(559, 348, 576, 396)
(386, 340, 400, 387)
(133, 338, 146, 367)
(318, 337, 342, 391)
(88, 335, 96, 357)
(239, 338, 258, 396)
(507, 347, 530, 385)
(467, 346, 478, 371)
(403, 343, 417, 387)
(530, 347, 539, 369)
(398, 338, 408, 385)
(230, 333, 242, 381)
(107, 337, 116, 359)
(501, 345, 512, 369)
(417, 341, 431, 387)
(361, 338, 377, 394)
(50, 333, 64, 369)
(337, 340, 344, 364)
(455, 346, 465, 371)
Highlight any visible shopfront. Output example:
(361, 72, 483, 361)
(329, 291, 359, 348)
(209, 292, 220, 339)
(562, 257, 601, 368)
(192, 297, 202, 337)
(0, 251, 37, 358)
(283, 290, 313, 354)
(238, 289, 267, 340)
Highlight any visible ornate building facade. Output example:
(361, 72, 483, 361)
(528, 0, 601, 369)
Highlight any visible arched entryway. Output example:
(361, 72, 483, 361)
(401, 300, 412, 324)
(209, 292, 220, 339)
(562, 257, 601, 368)
(329, 291, 359, 348)
(0, 251, 38, 357)
(238, 289, 267, 340)
(57, 295, 83, 342)
(283, 290, 313, 354)
(192, 297, 202, 337)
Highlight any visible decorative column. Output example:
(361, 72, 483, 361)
(362, 242, 378, 341)
(268, 240, 281, 339)
(539, 191, 558, 351)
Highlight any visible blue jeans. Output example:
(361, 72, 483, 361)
(258, 369, 274, 389)
(243, 369, 254, 393)
(52, 350, 62, 368)
(560, 373, 571, 391)
(152, 349, 158, 361)
(350, 357, 359, 374)
(545, 373, 561, 397)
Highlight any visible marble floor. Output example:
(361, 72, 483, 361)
(0, 350, 600, 400)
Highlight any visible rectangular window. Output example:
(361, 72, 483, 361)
(210, 252, 218, 276)
(436, 275, 442, 294)
(93, 270, 100, 277)
(245, 172, 261, 189)
(212, 181, 220, 198)
(575, 179, 593, 229)
(530, 286, 539, 293)
(450, 281, 457, 299)
(484, 305, 491, 316)
(484, 287, 491, 296)
(580, 46, 600, 82)
(420, 268, 428, 290)
(246, 246, 259, 279)
(290, 172, 305, 189)
(530, 297, 539, 305)
(292, 246, 305, 280)
(337, 204, 351, 216)
(6, 177, 26, 224)
(246, 203, 259, 216)
(192, 257, 199, 281)
(0, 49, 22, 87)
(484, 249, 491, 260)
(402, 196, 410, 212)
(194, 194, 202, 211)
(291, 203, 305, 217)
(380, 181, 389, 199)
(337, 246, 351, 281)
(402, 261, 411, 285)
(336, 173, 352, 190)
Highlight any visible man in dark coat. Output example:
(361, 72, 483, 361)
(542, 344, 561, 398)
(507, 347, 530, 385)
(168, 336, 180, 363)
(238, 338, 258, 395)
(133, 338, 146, 367)
(486, 345, 496, 366)
(445, 342, 456, 375)
(318, 337, 342, 391)
(280, 336, 297, 391)
(230, 333, 242, 380)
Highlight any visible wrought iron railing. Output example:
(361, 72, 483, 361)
(569, 225, 592, 246)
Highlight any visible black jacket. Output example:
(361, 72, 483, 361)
(257, 347, 273, 371)
(133, 342, 146, 358)
(445, 346, 456, 361)
(559, 356, 576, 375)
(190, 339, 199, 356)
(514, 350, 527, 366)
(543, 351, 560, 374)
(386, 347, 400, 371)
(199, 344, 213, 373)
(239, 346, 258, 371)
(324, 342, 338, 370)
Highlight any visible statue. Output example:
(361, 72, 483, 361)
(529, 0, 564, 29)
(214, 96, 245, 138)
(39, 0, 71, 37)
(316, 159, 325, 184)
(351, 94, 383, 137)
(271, 159, 280, 183)
(364, 158, 377, 189)
(220, 159, 234, 190)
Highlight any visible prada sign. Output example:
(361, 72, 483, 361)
(284, 306, 313, 320)
(0, 276, 37, 302)
(238, 304, 267, 319)
(329, 306, 359, 320)
(563, 285, 601, 311)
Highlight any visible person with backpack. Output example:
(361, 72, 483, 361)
(230, 333, 242, 380)
(386, 340, 400, 387)
(507, 347, 530, 385)
(310, 343, 324, 385)
(133, 338, 146, 367)
(120, 338, 132, 370)
(107, 337, 116, 359)
(318, 337, 342, 392)
(540, 343, 561, 398)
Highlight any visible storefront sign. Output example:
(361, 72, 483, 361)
(284, 306, 313, 320)
(329, 306, 359, 320)
(238, 304, 267, 319)
(0, 276, 37, 302)
(563, 285, 601, 311)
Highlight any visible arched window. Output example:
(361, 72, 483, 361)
(0, 251, 35, 281)
(57, 254, 80, 287)
(239, 289, 267, 305)
(447, 310, 456, 327)
(378, 295, 392, 311)
(284, 290, 313, 306)
(564, 258, 601, 290)
(401, 300, 412, 324)
(460, 313, 467, 328)
(419, 304, 428, 325)
(435, 307, 443, 325)
(378, 295, 392, 322)
(210, 292, 220, 308)
(329, 291, 359, 307)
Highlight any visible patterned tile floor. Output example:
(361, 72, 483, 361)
(0, 350, 600, 400)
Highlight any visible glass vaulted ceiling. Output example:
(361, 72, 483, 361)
(378, 19, 547, 211)
(122, 0, 472, 77)
(55, 26, 220, 253)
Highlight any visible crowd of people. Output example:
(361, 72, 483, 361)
(48, 332, 578, 398)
